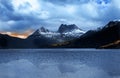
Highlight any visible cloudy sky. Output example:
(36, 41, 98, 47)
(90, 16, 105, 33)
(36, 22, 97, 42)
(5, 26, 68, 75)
(0, 0, 120, 35)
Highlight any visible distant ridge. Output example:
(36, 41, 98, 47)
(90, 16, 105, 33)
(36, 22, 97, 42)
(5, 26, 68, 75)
(0, 24, 84, 48)
(0, 21, 120, 49)
(59, 21, 120, 48)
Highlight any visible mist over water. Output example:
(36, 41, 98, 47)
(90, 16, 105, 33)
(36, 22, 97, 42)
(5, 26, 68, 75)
(0, 49, 120, 78)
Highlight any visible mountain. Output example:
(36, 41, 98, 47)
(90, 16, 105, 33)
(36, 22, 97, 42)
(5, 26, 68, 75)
(33, 27, 50, 36)
(0, 21, 120, 49)
(29, 27, 60, 38)
(0, 34, 26, 48)
(59, 21, 120, 48)
(58, 24, 81, 33)
(29, 24, 85, 39)
(0, 24, 84, 48)
(26, 24, 85, 48)
(58, 24, 85, 38)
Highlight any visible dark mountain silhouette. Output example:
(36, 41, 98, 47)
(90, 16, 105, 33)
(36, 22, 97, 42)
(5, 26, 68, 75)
(0, 34, 25, 48)
(59, 21, 120, 48)
(58, 24, 85, 39)
(0, 21, 120, 49)
(27, 24, 84, 48)
(0, 24, 84, 48)
(58, 24, 81, 33)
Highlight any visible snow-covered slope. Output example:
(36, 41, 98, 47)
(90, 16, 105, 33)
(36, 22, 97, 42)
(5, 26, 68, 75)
(29, 24, 85, 42)
(58, 24, 85, 38)
(62, 29, 85, 38)
(31, 27, 60, 38)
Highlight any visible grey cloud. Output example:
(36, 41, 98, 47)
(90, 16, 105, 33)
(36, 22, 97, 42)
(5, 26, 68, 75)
(0, 0, 13, 21)
(0, 0, 46, 32)
(0, 0, 120, 32)
(0, 0, 13, 11)
(44, 0, 90, 5)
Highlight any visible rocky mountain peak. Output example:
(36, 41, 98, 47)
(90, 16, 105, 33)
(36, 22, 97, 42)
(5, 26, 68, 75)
(105, 21, 120, 28)
(58, 24, 80, 33)
(39, 27, 49, 32)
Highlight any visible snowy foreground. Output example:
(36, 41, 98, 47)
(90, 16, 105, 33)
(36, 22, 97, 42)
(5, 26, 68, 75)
(0, 49, 120, 78)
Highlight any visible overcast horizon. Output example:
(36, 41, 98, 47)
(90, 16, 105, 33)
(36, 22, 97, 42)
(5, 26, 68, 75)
(0, 0, 120, 34)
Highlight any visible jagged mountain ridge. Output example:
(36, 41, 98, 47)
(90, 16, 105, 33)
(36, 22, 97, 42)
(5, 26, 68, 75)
(29, 24, 85, 39)
(0, 24, 85, 48)
(0, 21, 120, 49)
(58, 21, 120, 48)
(26, 24, 85, 48)
(58, 24, 81, 33)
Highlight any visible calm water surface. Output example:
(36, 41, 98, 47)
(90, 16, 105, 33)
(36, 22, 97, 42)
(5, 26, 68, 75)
(0, 49, 120, 78)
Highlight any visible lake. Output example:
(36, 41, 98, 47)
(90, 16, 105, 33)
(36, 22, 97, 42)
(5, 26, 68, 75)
(0, 49, 120, 78)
